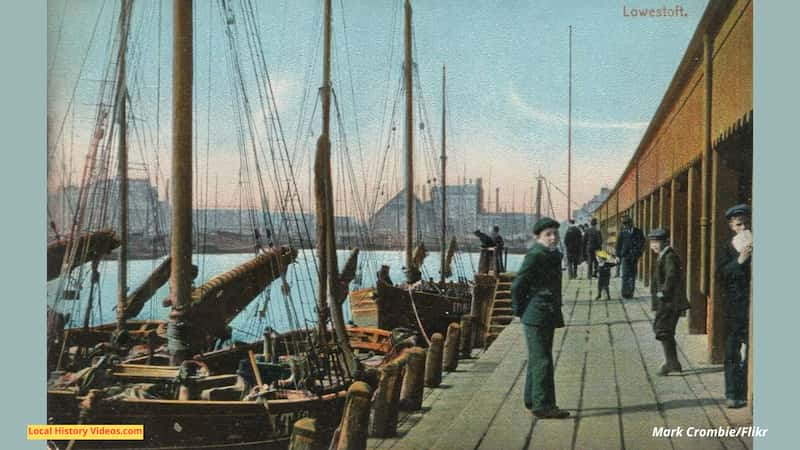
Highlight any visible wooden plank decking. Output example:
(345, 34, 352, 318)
(368, 274, 753, 450)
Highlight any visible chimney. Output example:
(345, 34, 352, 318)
(496, 187, 500, 214)
(475, 177, 483, 213)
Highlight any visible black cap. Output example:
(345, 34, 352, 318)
(622, 215, 633, 224)
(648, 228, 668, 241)
(533, 217, 560, 235)
(590, 218, 597, 225)
(725, 204, 751, 220)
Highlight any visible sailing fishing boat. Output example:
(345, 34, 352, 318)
(348, 0, 479, 343)
(46, 1, 398, 447)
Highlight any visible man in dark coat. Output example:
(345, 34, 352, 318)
(648, 228, 690, 376)
(563, 220, 582, 279)
(583, 218, 603, 279)
(616, 215, 645, 298)
(511, 217, 569, 419)
(716, 204, 752, 409)
(491, 225, 506, 273)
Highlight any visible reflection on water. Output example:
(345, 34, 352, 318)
(48, 250, 527, 342)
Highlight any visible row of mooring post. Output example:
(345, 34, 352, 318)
(289, 316, 477, 450)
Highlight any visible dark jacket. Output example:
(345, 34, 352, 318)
(564, 226, 582, 256)
(596, 261, 617, 281)
(651, 247, 690, 312)
(716, 241, 751, 322)
(616, 226, 645, 260)
(584, 227, 602, 253)
(511, 243, 564, 328)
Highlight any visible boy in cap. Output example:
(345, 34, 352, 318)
(511, 217, 570, 418)
(594, 250, 617, 301)
(648, 228, 690, 375)
(716, 204, 752, 408)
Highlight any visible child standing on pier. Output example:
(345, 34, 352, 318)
(511, 217, 570, 419)
(594, 250, 617, 301)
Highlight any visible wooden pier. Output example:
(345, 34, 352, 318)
(367, 275, 753, 450)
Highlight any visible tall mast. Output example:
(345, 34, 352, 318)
(314, 0, 332, 345)
(404, 0, 414, 277)
(168, 0, 193, 365)
(567, 25, 572, 221)
(535, 172, 542, 220)
(116, 0, 131, 332)
(439, 65, 447, 285)
(317, 0, 356, 372)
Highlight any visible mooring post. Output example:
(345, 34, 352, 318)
(399, 347, 426, 410)
(424, 333, 444, 387)
(369, 362, 401, 437)
(289, 417, 326, 450)
(443, 322, 461, 372)
(459, 315, 474, 358)
(334, 381, 372, 450)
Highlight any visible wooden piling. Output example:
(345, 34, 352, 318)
(370, 362, 401, 437)
(289, 417, 326, 450)
(443, 323, 460, 372)
(334, 381, 372, 450)
(424, 333, 444, 387)
(459, 315, 474, 358)
(399, 347, 426, 411)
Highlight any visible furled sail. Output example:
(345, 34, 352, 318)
(47, 229, 120, 281)
(188, 245, 298, 339)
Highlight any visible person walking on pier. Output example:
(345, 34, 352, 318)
(564, 219, 582, 279)
(648, 228, 690, 376)
(511, 217, 570, 419)
(584, 218, 603, 279)
(616, 215, 645, 298)
(716, 204, 752, 409)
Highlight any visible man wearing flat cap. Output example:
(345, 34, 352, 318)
(716, 204, 752, 409)
(511, 217, 570, 418)
(616, 215, 645, 298)
(648, 228, 690, 376)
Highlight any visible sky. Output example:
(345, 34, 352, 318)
(47, 0, 709, 221)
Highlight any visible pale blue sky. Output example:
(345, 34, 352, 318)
(47, 0, 708, 219)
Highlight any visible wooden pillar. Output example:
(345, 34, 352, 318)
(424, 333, 444, 387)
(459, 315, 474, 357)
(659, 184, 668, 230)
(685, 165, 707, 333)
(334, 381, 372, 450)
(638, 199, 646, 282)
(370, 363, 401, 437)
(700, 32, 713, 298)
(443, 323, 460, 372)
(289, 418, 326, 450)
(670, 176, 688, 318)
(708, 150, 740, 363)
(471, 274, 496, 348)
(643, 196, 651, 287)
(399, 347, 426, 411)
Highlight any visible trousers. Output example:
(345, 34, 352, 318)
(523, 324, 556, 411)
(620, 256, 638, 298)
(724, 318, 748, 401)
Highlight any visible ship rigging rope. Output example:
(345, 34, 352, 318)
(406, 284, 432, 346)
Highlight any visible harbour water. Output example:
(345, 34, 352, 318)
(48, 249, 528, 342)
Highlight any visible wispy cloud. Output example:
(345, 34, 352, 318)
(509, 90, 649, 130)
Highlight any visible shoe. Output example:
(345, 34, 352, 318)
(594, 295, 601, 300)
(532, 407, 571, 419)
(657, 363, 682, 376)
(657, 339, 682, 376)
(726, 399, 746, 409)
